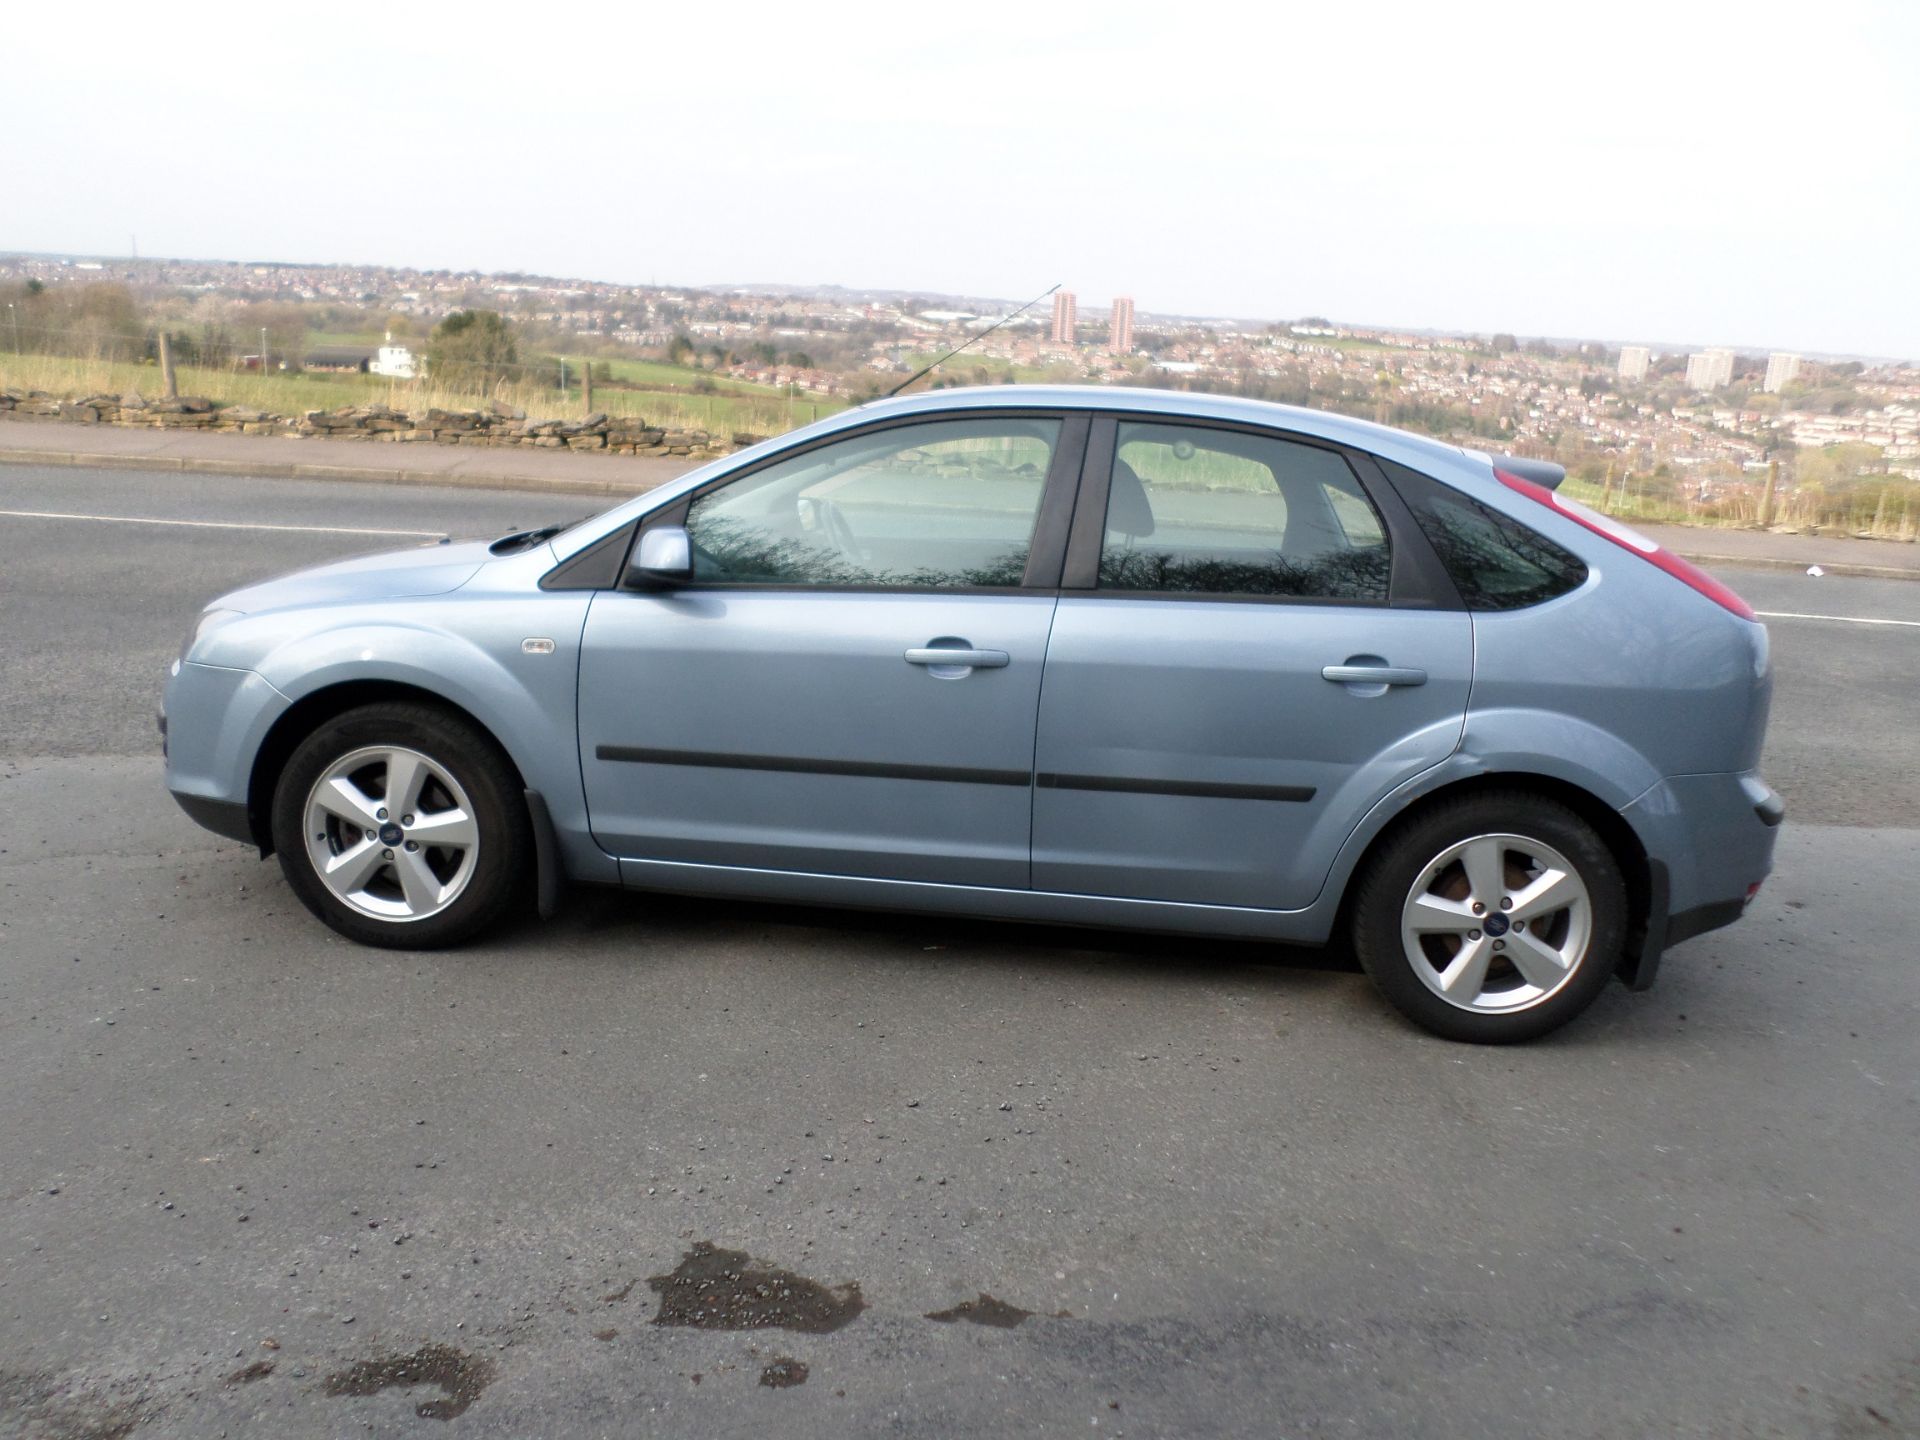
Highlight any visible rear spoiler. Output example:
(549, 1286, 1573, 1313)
(1489, 454, 1566, 491)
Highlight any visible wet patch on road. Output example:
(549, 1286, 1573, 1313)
(1568, 1288, 1711, 1335)
(1823, 1350, 1920, 1438)
(0, 1367, 149, 1440)
(925, 1293, 1050, 1328)
(323, 1343, 495, 1421)
(647, 1241, 865, 1332)
(758, 1357, 809, 1388)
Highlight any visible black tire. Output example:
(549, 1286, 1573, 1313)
(270, 701, 532, 948)
(1350, 790, 1627, 1044)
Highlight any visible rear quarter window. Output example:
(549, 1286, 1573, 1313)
(1379, 458, 1587, 611)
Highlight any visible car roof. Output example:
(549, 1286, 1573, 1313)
(554, 384, 1497, 559)
(839, 384, 1473, 467)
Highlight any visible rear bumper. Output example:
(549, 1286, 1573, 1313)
(1619, 770, 1782, 989)
(1667, 896, 1750, 947)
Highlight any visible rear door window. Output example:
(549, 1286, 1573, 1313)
(1097, 422, 1390, 601)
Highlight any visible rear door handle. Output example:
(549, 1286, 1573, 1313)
(1321, 664, 1427, 686)
(905, 647, 1010, 669)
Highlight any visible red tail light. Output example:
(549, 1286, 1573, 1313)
(1494, 469, 1757, 621)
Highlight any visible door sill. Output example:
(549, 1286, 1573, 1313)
(614, 854, 1325, 944)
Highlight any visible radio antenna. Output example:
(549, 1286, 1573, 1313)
(882, 282, 1061, 399)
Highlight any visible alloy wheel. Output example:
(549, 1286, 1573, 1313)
(1399, 832, 1593, 1014)
(302, 745, 479, 923)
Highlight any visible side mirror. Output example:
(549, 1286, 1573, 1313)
(625, 524, 693, 588)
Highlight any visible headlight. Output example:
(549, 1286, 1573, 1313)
(182, 608, 244, 661)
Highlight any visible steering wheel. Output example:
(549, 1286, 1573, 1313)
(820, 499, 863, 566)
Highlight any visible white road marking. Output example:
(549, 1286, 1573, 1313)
(0, 508, 443, 539)
(1756, 610, 1920, 629)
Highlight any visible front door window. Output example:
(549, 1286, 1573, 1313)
(686, 417, 1063, 588)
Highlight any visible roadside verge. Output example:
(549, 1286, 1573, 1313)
(0, 418, 695, 498)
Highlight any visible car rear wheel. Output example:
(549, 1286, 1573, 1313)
(270, 702, 530, 948)
(1351, 792, 1626, 1043)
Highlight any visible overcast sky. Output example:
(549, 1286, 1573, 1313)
(6, 0, 1914, 357)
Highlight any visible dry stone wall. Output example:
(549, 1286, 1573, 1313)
(0, 389, 761, 460)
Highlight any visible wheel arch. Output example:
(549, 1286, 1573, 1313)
(246, 680, 526, 855)
(1333, 771, 1655, 985)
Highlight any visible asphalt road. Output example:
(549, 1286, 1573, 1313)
(2, 465, 1917, 1439)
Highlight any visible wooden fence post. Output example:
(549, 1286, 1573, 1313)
(582, 358, 593, 416)
(1758, 459, 1777, 528)
(158, 330, 178, 399)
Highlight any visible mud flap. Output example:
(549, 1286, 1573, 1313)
(525, 789, 563, 919)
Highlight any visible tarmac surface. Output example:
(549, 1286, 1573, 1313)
(2, 463, 1917, 1439)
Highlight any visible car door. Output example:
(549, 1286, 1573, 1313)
(1031, 415, 1473, 910)
(578, 411, 1086, 889)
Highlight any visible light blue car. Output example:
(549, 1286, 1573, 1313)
(162, 387, 1781, 1042)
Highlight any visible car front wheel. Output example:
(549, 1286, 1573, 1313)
(1351, 792, 1627, 1043)
(270, 702, 531, 948)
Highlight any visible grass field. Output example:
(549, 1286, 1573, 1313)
(599, 357, 789, 397)
(0, 352, 847, 436)
(903, 352, 1060, 385)
(289, 343, 795, 399)
(1557, 476, 1699, 525)
(1557, 474, 1919, 537)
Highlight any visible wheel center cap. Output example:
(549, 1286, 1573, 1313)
(1483, 911, 1510, 937)
(378, 822, 404, 846)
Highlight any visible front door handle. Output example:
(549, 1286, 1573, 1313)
(1321, 664, 1427, 686)
(905, 647, 1010, 669)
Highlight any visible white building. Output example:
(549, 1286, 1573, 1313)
(1685, 348, 1735, 391)
(1763, 352, 1801, 393)
(1617, 345, 1650, 382)
(370, 334, 422, 379)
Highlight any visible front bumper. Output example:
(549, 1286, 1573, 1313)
(159, 700, 250, 838)
(162, 659, 292, 848)
(171, 791, 255, 844)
